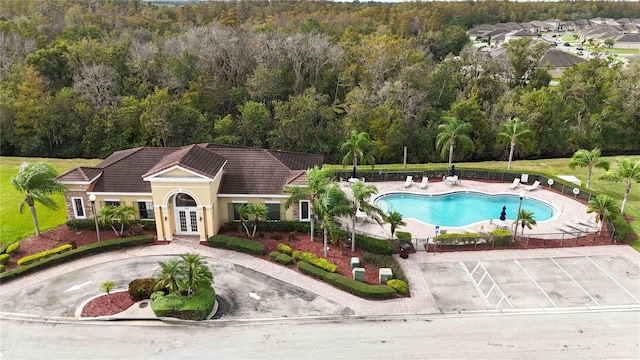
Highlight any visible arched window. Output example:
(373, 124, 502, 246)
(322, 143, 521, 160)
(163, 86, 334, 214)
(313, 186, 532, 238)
(175, 193, 197, 207)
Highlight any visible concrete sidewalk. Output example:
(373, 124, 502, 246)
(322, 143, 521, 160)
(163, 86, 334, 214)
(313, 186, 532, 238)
(1, 240, 639, 320)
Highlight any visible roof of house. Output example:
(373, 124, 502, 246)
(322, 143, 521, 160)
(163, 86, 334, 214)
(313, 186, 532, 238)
(58, 145, 323, 195)
(538, 49, 587, 68)
(615, 33, 640, 43)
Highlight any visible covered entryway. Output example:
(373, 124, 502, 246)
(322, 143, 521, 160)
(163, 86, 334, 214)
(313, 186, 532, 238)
(174, 193, 198, 235)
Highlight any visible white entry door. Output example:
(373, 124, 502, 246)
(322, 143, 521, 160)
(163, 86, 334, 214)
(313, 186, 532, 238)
(176, 207, 198, 235)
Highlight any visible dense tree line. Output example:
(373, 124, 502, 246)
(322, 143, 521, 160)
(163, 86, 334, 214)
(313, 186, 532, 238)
(1, 0, 638, 163)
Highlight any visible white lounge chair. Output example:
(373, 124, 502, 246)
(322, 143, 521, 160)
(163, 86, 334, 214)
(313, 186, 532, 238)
(404, 176, 413, 188)
(509, 178, 521, 190)
(419, 176, 429, 189)
(524, 180, 540, 191)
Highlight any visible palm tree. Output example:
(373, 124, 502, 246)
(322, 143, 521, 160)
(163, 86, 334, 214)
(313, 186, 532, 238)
(98, 205, 135, 236)
(284, 166, 331, 242)
(180, 253, 213, 295)
(569, 148, 610, 189)
(384, 211, 406, 239)
(238, 203, 269, 238)
(518, 209, 537, 236)
(349, 181, 382, 251)
(436, 116, 474, 167)
(154, 258, 184, 295)
(587, 195, 619, 234)
(315, 183, 352, 257)
(101, 281, 116, 303)
(496, 117, 534, 170)
(600, 158, 640, 215)
(11, 162, 64, 236)
(340, 130, 375, 178)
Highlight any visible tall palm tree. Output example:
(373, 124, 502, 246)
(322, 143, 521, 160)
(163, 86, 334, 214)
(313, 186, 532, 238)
(518, 209, 537, 236)
(340, 130, 375, 178)
(284, 166, 331, 242)
(587, 195, 619, 234)
(349, 181, 382, 251)
(436, 116, 474, 167)
(384, 211, 406, 239)
(154, 258, 184, 295)
(569, 148, 610, 189)
(11, 162, 64, 236)
(180, 253, 213, 295)
(600, 158, 640, 215)
(238, 203, 269, 238)
(496, 117, 534, 170)
(315, 183, 351, 257)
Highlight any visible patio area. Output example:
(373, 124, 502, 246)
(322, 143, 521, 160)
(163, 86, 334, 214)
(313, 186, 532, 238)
(339, 177, 599, 242)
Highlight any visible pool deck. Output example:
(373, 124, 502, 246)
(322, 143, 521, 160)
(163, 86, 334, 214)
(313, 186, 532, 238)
(339, 178, 597, 240)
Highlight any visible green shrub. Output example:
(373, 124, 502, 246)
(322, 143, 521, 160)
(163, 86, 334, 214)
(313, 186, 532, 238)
(0, 264, 4, 272)
(277, 243, 292, 254)
(129, 278, 160, 301)
(396, 231, 412, 241)
(0, 254, 10, 264)
(613, 217, 632, 242)
(222, 221, 310, 234)
(489, 229, 512, 247)
(17, 244, 73, 266)
(150, 285, 216, 321)
(292, 250, 301, 260)
(206, 235, 266, 255)
(67, 219, 156, 231)
(0, 235, 154, 282)
(354, 235, 393, 255)
(269, 251, 293, 265)
(362, 252, 407, 282)
(296, 251, 337, 272)
(0, 241, 17, 255)
(5, 242, 20, 254)
(297, 261, 396, 299)
(387, 279, 409, 295)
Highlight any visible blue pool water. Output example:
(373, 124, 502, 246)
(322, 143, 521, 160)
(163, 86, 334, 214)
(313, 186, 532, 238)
(374, 191, 555, 227)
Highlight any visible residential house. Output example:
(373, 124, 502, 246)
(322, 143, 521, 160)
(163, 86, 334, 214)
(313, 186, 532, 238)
(613, 33, 640, 50)
(538, 49, 586, 78)
(58, 144, 323, 241)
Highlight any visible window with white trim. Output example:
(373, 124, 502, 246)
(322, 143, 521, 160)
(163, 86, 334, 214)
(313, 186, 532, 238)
(299, 200, 310, 221)
(105, 200, 120, 208)
(72, 197, 86, 219)
(265, 202, 281, 221)
(138, 201, 154, 220)
(232, 201, 248, 221)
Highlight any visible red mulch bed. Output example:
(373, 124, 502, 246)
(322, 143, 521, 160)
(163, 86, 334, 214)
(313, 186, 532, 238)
(80, 291, 136, 317)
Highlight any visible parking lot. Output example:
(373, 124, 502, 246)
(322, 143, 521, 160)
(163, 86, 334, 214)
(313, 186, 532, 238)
(419, 254, 640, 312)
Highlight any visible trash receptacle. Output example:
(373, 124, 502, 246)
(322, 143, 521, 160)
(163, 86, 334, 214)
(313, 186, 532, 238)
(399, 243, 411, 259)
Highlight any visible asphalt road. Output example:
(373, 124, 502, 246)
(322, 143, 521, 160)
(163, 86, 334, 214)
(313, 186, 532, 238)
(1, 310, 638, 359)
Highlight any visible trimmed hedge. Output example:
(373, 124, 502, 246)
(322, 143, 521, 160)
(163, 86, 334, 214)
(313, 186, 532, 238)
(354, 234, 394, 255)
(0, 264, 4, 273)
(396, 231, 412, 241)
(613, 217, 632, 242)
(150, 284, 216, 321)
(298, 261, 396, 299)
(293, 251, 337, 273)
(67, 219, 156, 231)
(5, 242, 20, 254)
(269, 251, 293, 265)
(129, 278, 160, 301)
(207, 235, 266, 255)
(0, 241, 17, 255)
(17, 244, 73, 266)
(222, 221, 312, 234)
(387, 279, 409, 295)
(0, 235, 154, 282)
(276, 243, 292, 255)
(489, 229, 512, 246)
(0, 254, 9, 265)
(362, 252, 407, 282)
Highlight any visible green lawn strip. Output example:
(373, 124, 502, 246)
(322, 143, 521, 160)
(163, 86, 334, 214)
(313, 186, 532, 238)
(0, 157, 101, 244)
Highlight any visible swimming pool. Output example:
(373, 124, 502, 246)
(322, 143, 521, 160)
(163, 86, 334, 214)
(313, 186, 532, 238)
(374, 191, 556, 227)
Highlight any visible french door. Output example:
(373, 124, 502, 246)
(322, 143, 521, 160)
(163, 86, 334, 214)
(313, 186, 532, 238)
(176, 207, 198, 235)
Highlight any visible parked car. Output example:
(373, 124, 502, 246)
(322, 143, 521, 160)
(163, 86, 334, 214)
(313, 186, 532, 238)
(577, 51, 584, 55)
(576, 46, 584, 50)
(564, 42, 570, 46)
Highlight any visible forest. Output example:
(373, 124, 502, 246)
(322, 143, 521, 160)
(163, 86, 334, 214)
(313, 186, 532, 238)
(0, 0, 639, 163)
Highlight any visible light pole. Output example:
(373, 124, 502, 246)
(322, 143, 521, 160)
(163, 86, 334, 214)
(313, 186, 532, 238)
(512, 190, 525, 245)
(89, 193, 100, 242)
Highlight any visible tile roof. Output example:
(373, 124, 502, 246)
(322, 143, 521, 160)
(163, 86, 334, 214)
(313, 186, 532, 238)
(57, 167, 102, 182)
(142, 144, 226, 179)
(538, 49, 587, 68)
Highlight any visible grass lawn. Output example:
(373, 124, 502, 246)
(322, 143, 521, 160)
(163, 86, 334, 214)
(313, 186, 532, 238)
(2, 155, 638, 251)
(0, 157, 101, 244)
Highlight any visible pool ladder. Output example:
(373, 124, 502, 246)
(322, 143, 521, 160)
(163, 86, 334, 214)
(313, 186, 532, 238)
(460, 261, 513, 309)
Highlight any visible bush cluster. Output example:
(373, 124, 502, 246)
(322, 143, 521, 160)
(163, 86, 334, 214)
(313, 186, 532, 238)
(0, 254, 10, 264)
(5, 242, 20, 254)
(293, 251, 337, 273)
(276, 243, 292, 254)
(354, 235, 394, 255)
(150, 285, 216, 321)
(269, 251, 293, 265)
(129, 278, 160, 301)
(386, 279, 409, 295)
(395, 231, 412, 241)
(0, 235, 154, 282)
(489, 229, 512, 246)
(206, 235, 266, 255)
(67, 219, 156, 231)
(17, 244, 73, 266)
(362, 252, 407, 282)
(0, 264, 4, 273)
(613, 217, 632, 242)
(222, 221, 311, 234)
(297, 261, 396, 299)
(0, 241, 18, 255)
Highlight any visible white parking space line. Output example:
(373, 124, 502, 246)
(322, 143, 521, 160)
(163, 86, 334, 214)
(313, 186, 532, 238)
(460, 261, 513, 309)
(459, 262, 492, 308)
(586, 256, 640, 304)
(550, 257, 600, 306)
(514, 259, 557, 308)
